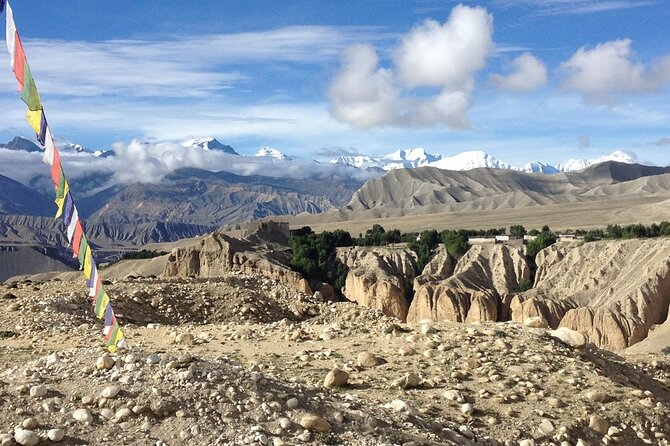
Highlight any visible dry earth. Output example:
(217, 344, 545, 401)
(1, 273, 670, 446)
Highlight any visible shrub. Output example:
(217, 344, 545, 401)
(441, 230, 469, 259)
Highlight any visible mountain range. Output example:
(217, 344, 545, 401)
(330, 148, 636, 174)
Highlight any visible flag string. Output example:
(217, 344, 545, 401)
(2, 0, 126, 353)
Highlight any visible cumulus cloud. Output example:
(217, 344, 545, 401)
(561, 39, 670, 104)
(328, 4, 494, 129)
(489, 52, 548, 92)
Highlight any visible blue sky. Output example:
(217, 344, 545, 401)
(0, 0, 669, 167)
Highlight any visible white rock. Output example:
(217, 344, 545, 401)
(96, 354, 115, 370)
(72, 408, 93, 423)
(47, 429, 65, 442)
(29, 385, 47, 398)
(549, 327, 586, 348)
(101, 385, 121, 399)
(444, 389, 465, 402)
(286, 398, 299, 410)
(115, 408, 132, 421)
(14, 429, 39, 446)
(461, 403, 474, 416)
(524, 316, 549, 329)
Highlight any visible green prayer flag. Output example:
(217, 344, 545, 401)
(20, 62, 41, 111)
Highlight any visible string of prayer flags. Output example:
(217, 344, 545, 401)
(2, 0, 126, 353)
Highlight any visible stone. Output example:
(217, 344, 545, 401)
(96, 354, 115, 370)
(300, 414, 331, 432)
(29, 385, 47, 398)
(13, 429, 39, 446)
(589, 414, 610, 435)
(323, 368, 349, 389)
(549, 327, 587, 348)
(47, 429, 65, 442)
(21, 418, 38, 429)
(524, 316, 549, 329)
(101, 385, 121, 399)
(461, 403, 474, 416)
(279, 418, 292, 429)
(73, 408, 93, 423)
(286, 398, 299, 410)
(391, 373, 421, 389)
(357, 352, 381, 367)
(115, 408, 133, 421)
(443, 390, 465, 403)
(175, 333, 195, 345)
(587, 390, 609, 403)
(538, 419, 555, 436)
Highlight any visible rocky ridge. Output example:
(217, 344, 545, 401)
(1, 272, 670, 446)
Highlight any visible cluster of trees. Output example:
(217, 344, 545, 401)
(578, 222, 670, 242)
(288, 228, 352, 290)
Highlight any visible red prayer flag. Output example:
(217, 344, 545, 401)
(13, 32, 25, 90)
(50, 150, 61, 186)
(72, 221, 83, 256)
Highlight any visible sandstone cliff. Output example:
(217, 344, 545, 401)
(408, 244, 530, 324)
(336, 247, 418, 321)
(163, 232, 311, 294)
(510, 239, 670, 350)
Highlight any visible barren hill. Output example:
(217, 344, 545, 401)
(286, 162, 670, 233)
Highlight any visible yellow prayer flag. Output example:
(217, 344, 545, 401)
(107, 328, 125, 353)
(54, 180, 69, 218)
(83, 248, 93, 280)
(96, 292, 110, 319)
(26, 108, 42, 133)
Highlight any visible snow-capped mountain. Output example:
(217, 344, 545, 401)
(427, 150, 512, 171)
(181, 137, 238, 155)
(330, 155, 386, 170)
(331, 148, 441, 171)
(558, 150, 636, 172)
(522, 162, 560, 174)
(382, 148, 441, 169)
(331, 148, 638, 174)
(255, 146, 290, 161)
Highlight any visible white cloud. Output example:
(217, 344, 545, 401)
(328, 44, 399, 128)
(496, 1, 657, 16)
(328, 4, 494, 129)
(561, 39, 670, 104)
(395, 6, 494, 90)
(489, 52, 547, 92)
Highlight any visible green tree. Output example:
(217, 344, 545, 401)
(509, 225, 527, 238)
(441, 230, 470, 259)
(526, 232, 557, 261)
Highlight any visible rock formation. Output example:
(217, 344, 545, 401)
(510, 238, 670, 350)
(336, 247, 418, 321)
(408, 244, 530, 324)
(164, 231, 311, 294)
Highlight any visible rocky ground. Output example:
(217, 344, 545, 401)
(1, 273, 670, 446)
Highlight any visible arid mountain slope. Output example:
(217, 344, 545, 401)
(347, 162, 670, 214)
(510, 239, 670, 350)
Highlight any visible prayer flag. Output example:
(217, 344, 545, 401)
(95, 291, 109, 319)
(83, 248, 93, 279)
(93, 281, 105, 307)
(72, 221, 83, 256)
(26, 108, 42, 134)
(50, 150, 61, 185)
(89, 271, 101, 298)
(21, 62, 41, 110)
(107, 327, 124, 353)
(13, 32, 25, 89)
(0, 1, 6, 14)
(5, 3, 15, 69)
(63, 193, 74, 227)
(103, 304, 115, 335)
(43, 127, 55, 165)
(77, 235, 87, 267)
(37, 113, 47, 145)
(66, 207, 79, 243)
(54, 172, 69, 218)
